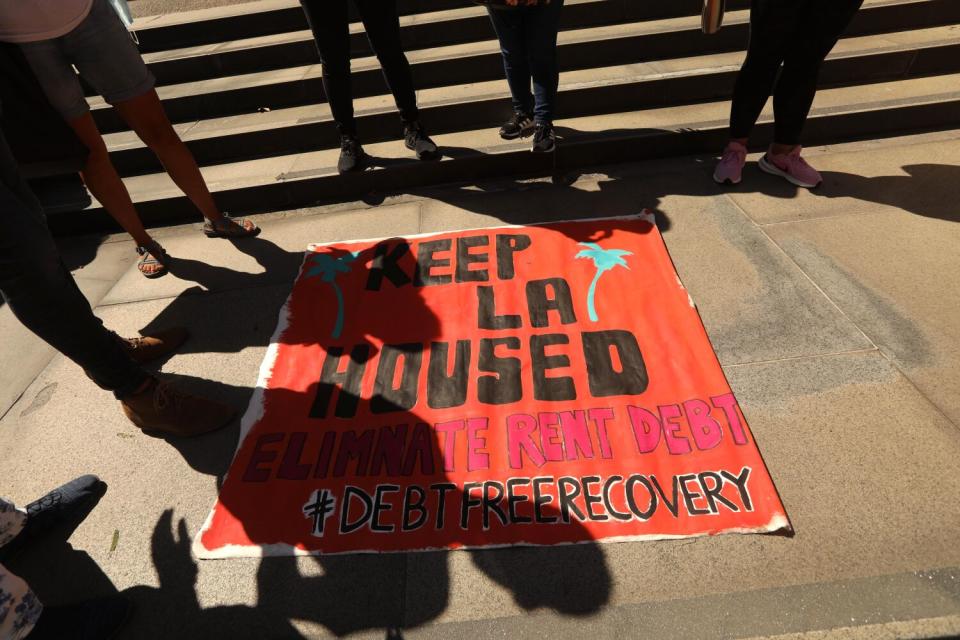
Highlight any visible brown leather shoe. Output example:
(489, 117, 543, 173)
(121, 327, 189, 364)
(120, 378, 236, 437)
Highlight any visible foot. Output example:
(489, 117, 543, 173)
(338, 135, 368, 174)
(120, 377, 236, 438)
(758, 146, 822, 188)
(135, 240, 168, 279)
(403, 121, 439, 161)
(499, 111, 534, 140)
(0, 476, 106, 561)
(202, 214, 260, 238)
(28, 596, 132, 640)
(120, 327, 189, 365)
(713, 140, 747, 185)
(531, 123, 556, 153)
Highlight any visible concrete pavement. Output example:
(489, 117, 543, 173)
(1, 129, 959, 639)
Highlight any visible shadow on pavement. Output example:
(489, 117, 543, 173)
(30, 151, 957, 638)
(815, 163, 960, 223)
(96, 228, 616, 638)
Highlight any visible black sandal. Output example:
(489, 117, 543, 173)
(136, 241, 169, 279)
(202, 214, 260, 238)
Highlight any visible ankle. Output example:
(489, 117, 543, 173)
(770, 143, 799, 156)
(133, 233, 154, 248)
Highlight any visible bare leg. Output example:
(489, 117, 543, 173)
(67, 113, 165, 276)
(67, 113, 152, 246)
(112, 90, 224, 223)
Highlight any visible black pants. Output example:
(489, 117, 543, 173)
(299, 0, 419, 137)
(0, 132, 147, 399)
(729, 0, 863, 145)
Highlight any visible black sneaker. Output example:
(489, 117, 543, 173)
(337, 135, 367, 174)
(532, 123, 556, 153)
(404, 121, 439, 160)
(0, 475, 106, 561)
(499, 112, 534, 140)
(28, 596, 132, 640)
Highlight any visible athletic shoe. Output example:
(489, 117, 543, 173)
(713, 141, 747, 185)
(337, 135, 367, 174)
(119, 327, 189, 365)
(499, 112, 534, 140)
(0, 476, 106, 561)
(404, 121, 440, 160)
(28, 596, 132, 640)
(121, 378, 235, 437)
(532, 123, 556, 153)
(759, 146, 822, 188)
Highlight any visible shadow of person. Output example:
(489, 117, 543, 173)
(138, 235, 311, 358)
(122, 510, 304, 639)
(815, 163, 960, 223)
(154, 230, 614, 637)
(408, 166, 676, 241)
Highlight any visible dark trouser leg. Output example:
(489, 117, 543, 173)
(299, 0, 356, 136)
(355, 0, 419, 124)
(525, 0, 563, 125)
(728, 0, 802, 139)
(0, 135, 147, 399)
(488, 7, 535, 116)
(772, 0, 863, 144)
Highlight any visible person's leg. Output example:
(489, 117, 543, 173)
(0, 562, 43, 640)
(771, 0, 863, 148)
(0, 478, 105, 562)
(300, 0, 356, 136)
(17, 33, 162, 272)
(0, 135, 149, 398)
(728, 0, 801, 142)
(0, 503, 41, 637)
(354, 0, 419, 124)
(488, 7, 535, 118)
(59, 0, 246, 232)
(525, 0, 564, 127)
(757, 0, 862, 187)
(65, 113, 154, 248)
(353, 0, 437, 160)
(0, 492, 131, 640)
(112, 90, 238, 227)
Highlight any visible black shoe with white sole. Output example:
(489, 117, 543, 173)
(499, 112, 534, 140)
(404, 121, 440, 160)
(337, 135, 367, 174)
(531, 123, 556, 153)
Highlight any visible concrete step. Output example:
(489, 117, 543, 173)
(103, 25, 960, 177)
(130, 0, 746, 54)
(131, 0, 475, 53)
(139, 0, 752, 87)
(50, 72, 960, 235)
(92, 0, 960, 133)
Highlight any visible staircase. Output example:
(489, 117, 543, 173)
(51, 0, 960, 234)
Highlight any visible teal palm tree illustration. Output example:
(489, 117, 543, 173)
(575, 242, 632, 322)
(306, 251, 360, 339)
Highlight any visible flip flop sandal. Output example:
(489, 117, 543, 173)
(202, 214, 260, 238)
(136, 241, 169, 279)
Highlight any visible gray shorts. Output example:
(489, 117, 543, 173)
(18, 0, 155, 120)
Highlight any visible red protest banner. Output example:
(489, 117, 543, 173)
(196, 214, 789, 558)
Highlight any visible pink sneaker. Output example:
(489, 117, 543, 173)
(759, 146, 822, 188)
(713, 141, 747, 185)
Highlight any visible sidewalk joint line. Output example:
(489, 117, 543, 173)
(875, 350, 960, 435)
(724, 194, 881, 352)
(723, 347, 879, 369)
